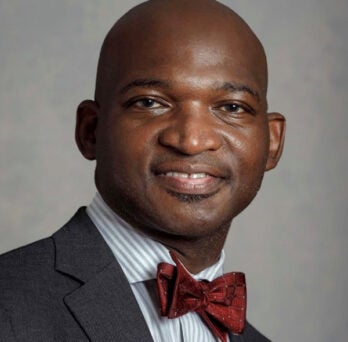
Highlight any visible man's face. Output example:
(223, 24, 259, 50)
(88, 18, 281, 240)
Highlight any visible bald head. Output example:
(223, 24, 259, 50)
(75, 0, 286, 264)
(94, 0, 268, 105)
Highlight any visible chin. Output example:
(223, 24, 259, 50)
(135, 205, 231, 240)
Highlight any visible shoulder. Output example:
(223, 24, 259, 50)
(0, 238, 58, 336)
(0, 207, 89, 275)
(0, 237, 63, 310)
(0, 237, 55, 278)
(0, 209, 92, 304)
(0, 210, 92, 340)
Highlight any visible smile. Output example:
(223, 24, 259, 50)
(161, 171, 215, 190)
(154, 165, 226, 198)
(164, 172, 209, 179)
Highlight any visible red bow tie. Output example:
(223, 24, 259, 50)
(157, 251, 247, 342)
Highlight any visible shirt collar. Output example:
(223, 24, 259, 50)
(86, 192, 226, 284)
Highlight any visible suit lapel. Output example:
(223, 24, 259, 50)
(229, 322, 271, 342)
(53, 208, 153, 342)
(64, 262, 153, 341)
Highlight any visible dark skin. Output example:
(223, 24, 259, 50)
(76, 0, 286, 273)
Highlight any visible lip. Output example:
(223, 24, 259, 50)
(152, 161, 227, 195)
(153, 161, 228, 178)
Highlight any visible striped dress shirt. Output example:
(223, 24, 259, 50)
(86, 192, 229, 342)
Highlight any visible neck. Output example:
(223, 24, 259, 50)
(99, 192, 231, 274)
(156, 224, 230, 274)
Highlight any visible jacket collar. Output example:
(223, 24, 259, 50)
(53, 208, 153, 341)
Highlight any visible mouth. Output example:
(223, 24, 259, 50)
(152, 162, 227, 199)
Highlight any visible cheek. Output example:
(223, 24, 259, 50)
(227, 122, 269, 159)
(99, 121, 158, 188)
(225, 125, 269, 185)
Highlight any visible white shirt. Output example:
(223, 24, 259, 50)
(86, 192, 229, 342)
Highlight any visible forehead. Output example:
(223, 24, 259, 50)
(99, 5, 267, 100)
(120, 45, 261, 97)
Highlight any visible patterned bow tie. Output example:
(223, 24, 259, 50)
(157, 251, 246, 342)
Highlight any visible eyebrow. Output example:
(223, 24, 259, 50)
(119, 78, 260, 102)
(216, 82, 260, 102)
(120, 79, 170, 94)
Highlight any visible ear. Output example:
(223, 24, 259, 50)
(265, 112, 286, 171)
(75, 100, 99, 160)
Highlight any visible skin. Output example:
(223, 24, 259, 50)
(76, 0, 286, 273)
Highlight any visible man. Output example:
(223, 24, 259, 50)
(0, 0, 285, 341)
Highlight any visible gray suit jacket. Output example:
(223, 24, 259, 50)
(0, 208, 270, 341)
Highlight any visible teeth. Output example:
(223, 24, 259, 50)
(165, 172, 208, 178)
(166, 172, 189, 178)
(190, 173, 207, 179)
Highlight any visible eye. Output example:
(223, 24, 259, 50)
(212, 101, 256, 123)
(219, 103, 245, 113)
(133, 98, 162, 109)
(124, 96, 170, 116)
(213, 101, 255, 117)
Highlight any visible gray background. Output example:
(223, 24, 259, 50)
(1, 0, 347, 341)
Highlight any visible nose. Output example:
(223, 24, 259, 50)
(158, 104, 223, 155)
